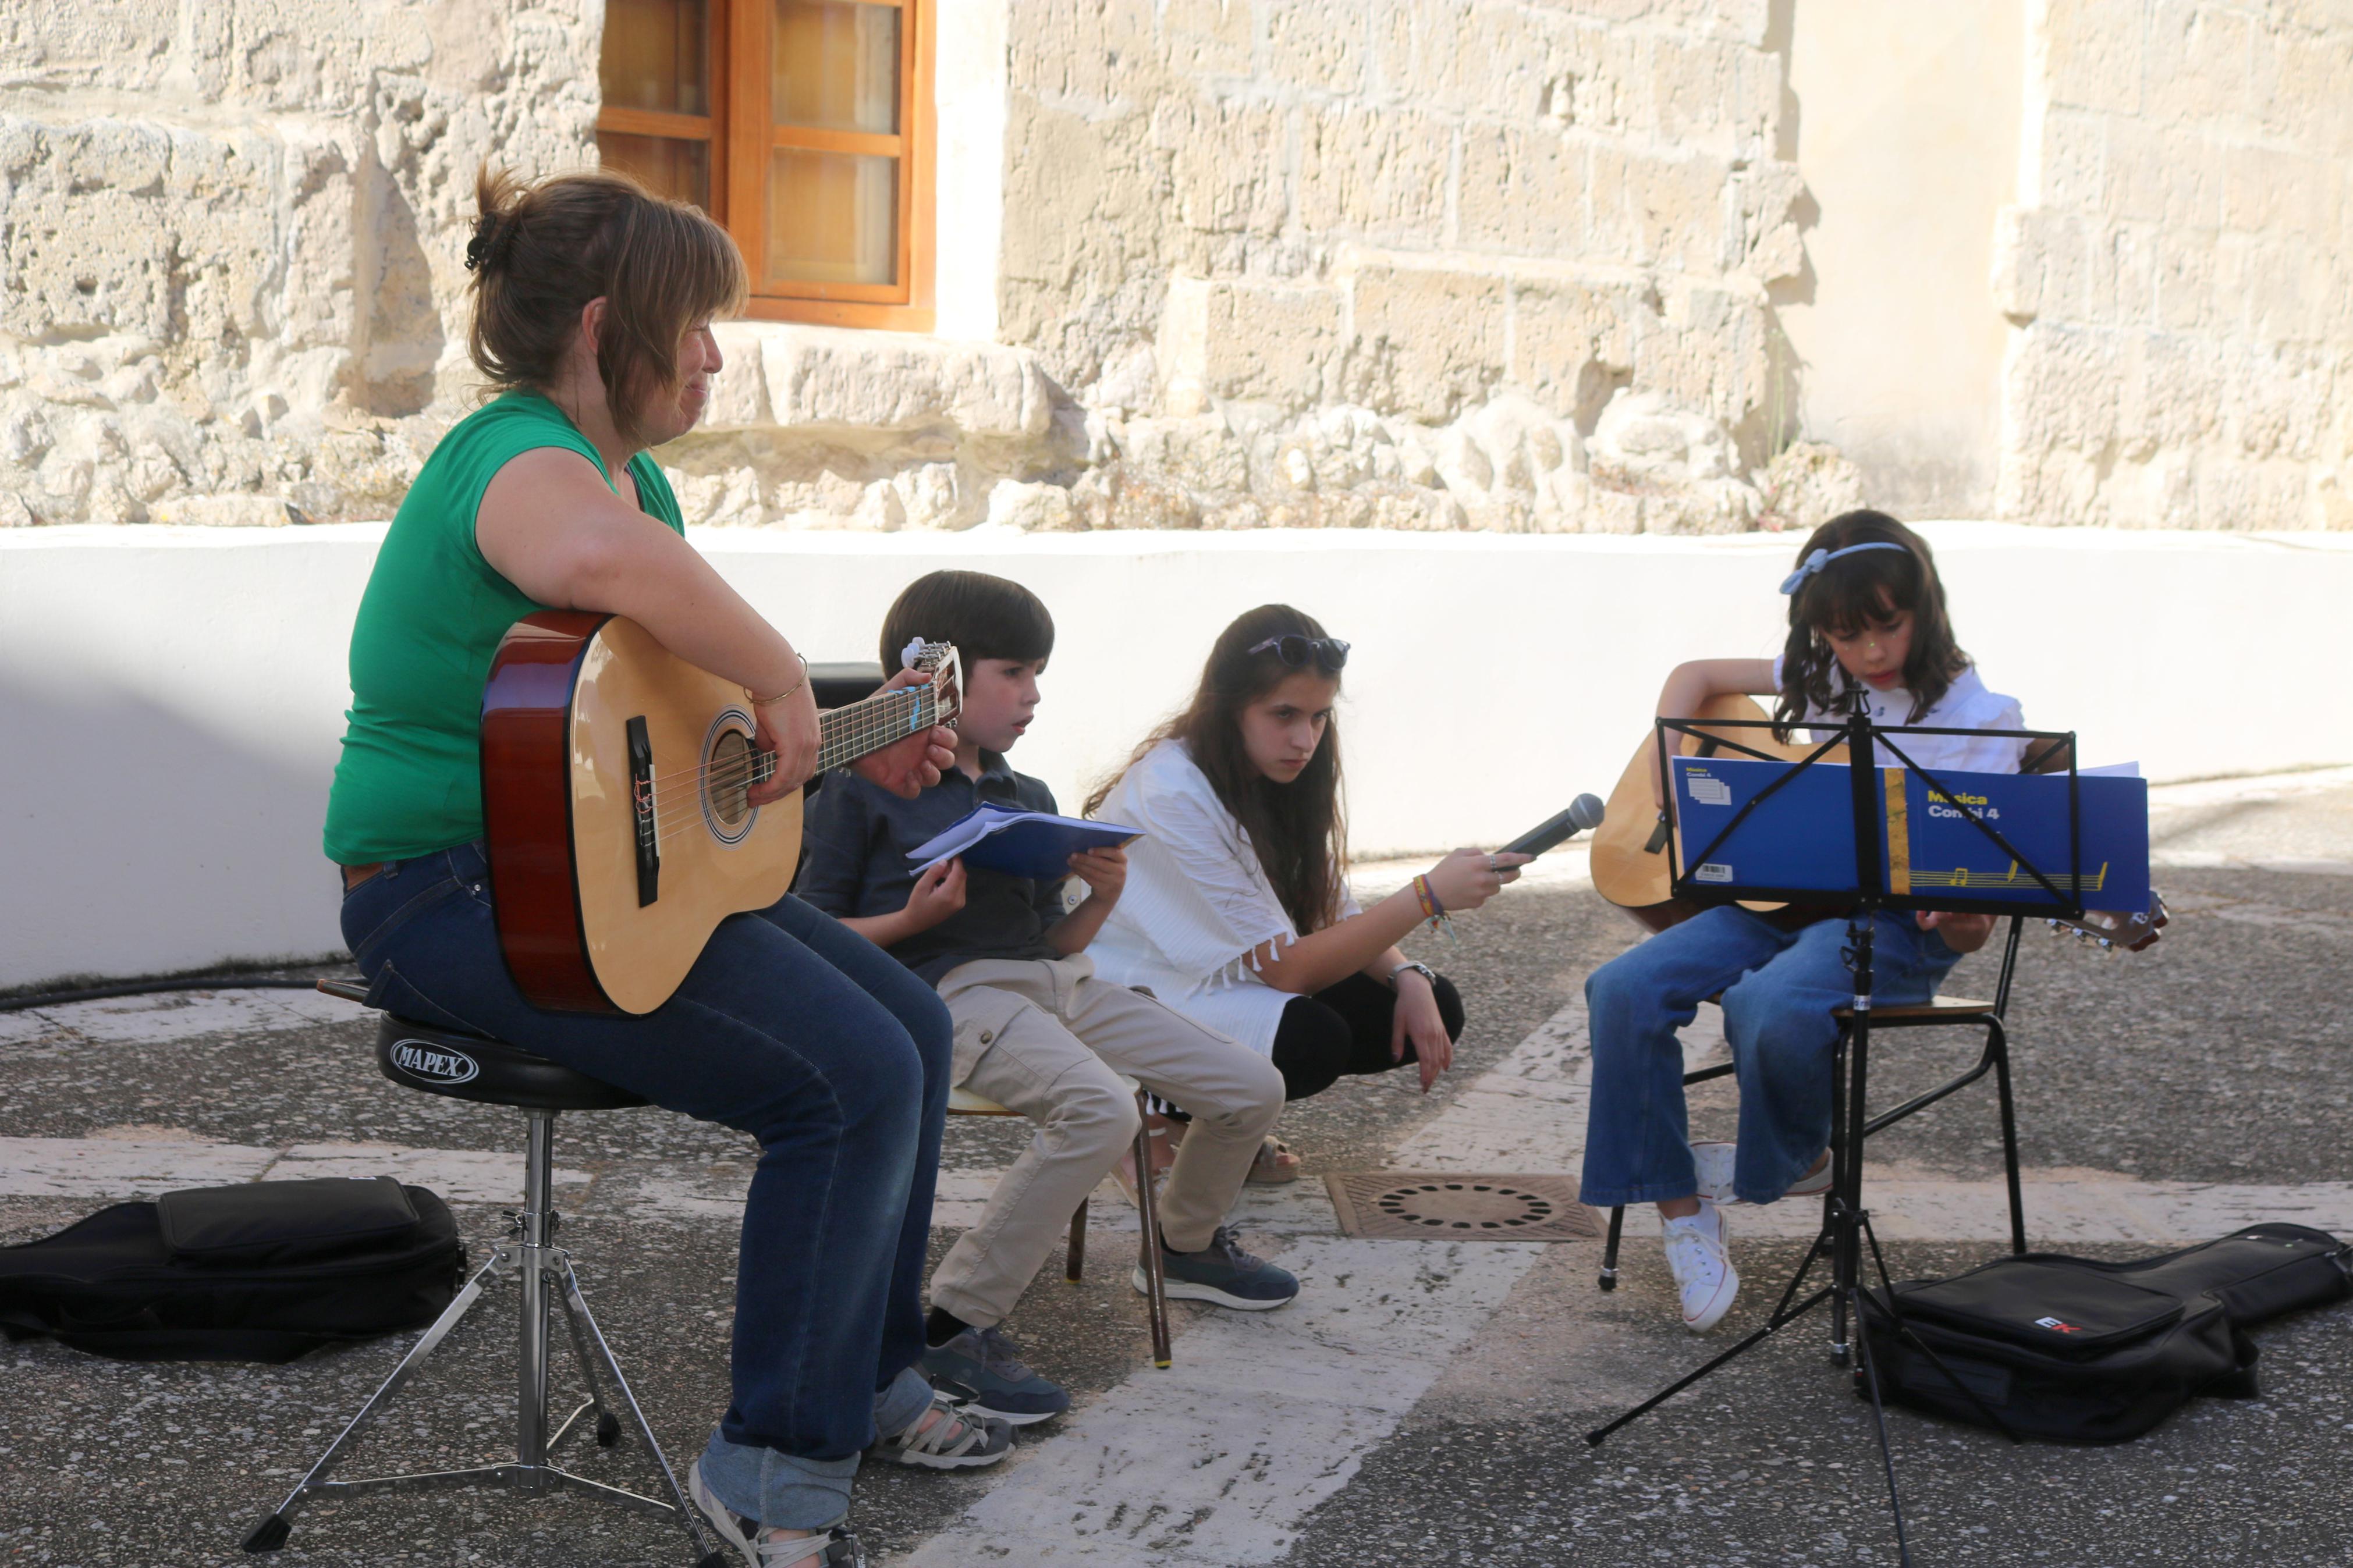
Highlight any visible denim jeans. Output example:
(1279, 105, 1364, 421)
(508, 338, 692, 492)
(1578, 906, 1960, 1208)
(340, 843, 952, 1530)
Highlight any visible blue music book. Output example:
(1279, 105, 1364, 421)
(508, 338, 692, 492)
(1670, 755, 2150, 912)
(906, 803, 1143, 881)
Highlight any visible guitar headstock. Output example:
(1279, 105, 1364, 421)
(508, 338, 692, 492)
(2047, 890, 2169, 953)
(904, 639, 963, 732)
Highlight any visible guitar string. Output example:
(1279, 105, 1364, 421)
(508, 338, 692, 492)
(641, 689, 937, 789)
(639, 699, 954, 840)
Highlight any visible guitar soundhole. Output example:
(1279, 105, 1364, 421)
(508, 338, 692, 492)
(708, 729, 755, 830)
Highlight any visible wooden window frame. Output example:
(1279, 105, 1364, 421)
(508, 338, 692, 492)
(595, 0, 935, 333)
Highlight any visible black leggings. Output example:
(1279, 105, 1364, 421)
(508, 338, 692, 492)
(1270, 972, 1465, 1101)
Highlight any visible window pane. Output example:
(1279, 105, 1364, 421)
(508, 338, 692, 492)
(599, 133, 712, 211)
(772, 0, 900, 134)
(766, 150, 897, 286)
(601, 0, 709, 116)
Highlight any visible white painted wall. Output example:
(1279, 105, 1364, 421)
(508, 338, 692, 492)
(1780, 0, 2025, 517)
(6, 524, 2348, 989)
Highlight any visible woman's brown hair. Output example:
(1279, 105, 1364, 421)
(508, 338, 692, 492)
(1087, 605, 1350, 935)
(466, 165, 747, 447)
(1774, 510, 1970, 738)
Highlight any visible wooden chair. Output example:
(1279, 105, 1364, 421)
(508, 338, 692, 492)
(1596, 915, 2030, 1290)
(948, 1080, 1174, 1368)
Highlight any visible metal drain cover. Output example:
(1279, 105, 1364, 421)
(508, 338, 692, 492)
(1325, 1172, 1598, 1241)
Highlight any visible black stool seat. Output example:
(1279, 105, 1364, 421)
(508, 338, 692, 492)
(375, 1016, 648, 1112)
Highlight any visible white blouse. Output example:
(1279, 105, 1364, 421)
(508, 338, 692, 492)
(1770, 659, 2030, 775)
(1087, 739, 1359, 1058)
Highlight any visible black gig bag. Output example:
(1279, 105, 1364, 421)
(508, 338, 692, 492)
(0, 1176, 466, 1363)
(1862, 1224, 2353, 1443)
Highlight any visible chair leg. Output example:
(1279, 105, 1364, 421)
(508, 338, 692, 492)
(1130, 1090, 1173, 1369)
(1988, 1018, 2028, 1254)
(1066, 1196, 1088, 1283)
(1599, 1205, 1626, 1290)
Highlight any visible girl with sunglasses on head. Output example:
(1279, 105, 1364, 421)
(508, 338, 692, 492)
(1085, 605, 1528, 1183)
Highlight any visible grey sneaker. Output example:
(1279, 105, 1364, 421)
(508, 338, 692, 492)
(686, 1459, 866, 1567)
(921, 1323, 1071, 1425)
(1136, 1225, 1299, 1311)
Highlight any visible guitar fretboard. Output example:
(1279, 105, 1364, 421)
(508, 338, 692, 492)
(814, 685, 939, 773)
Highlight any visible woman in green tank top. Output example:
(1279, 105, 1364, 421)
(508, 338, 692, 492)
(325, 168, 991, 1566)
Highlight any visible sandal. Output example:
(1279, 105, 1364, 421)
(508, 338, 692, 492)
(866, 1388, 1012, 1470)
(688, 1459, 868, 1567)
(1245, 1135, 1302, 1185)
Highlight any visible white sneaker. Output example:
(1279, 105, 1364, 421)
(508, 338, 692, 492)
(1662, 1201, 1738, 1332)
(1690, 1141, 1833, 1205)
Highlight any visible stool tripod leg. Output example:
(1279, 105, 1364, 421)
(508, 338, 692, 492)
(242, 1254, 501, 1552)
(1598, 1205, 1627, 1290)
(552, 1271, 622, 1450)
(557, 1261, 721, 1563)
(1066, 1196, 1088, 1283)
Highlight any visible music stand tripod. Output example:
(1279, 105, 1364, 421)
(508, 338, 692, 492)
(1582, 708, 2089, 1567)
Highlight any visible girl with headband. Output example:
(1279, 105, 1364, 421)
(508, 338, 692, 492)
(1578, 511, 2032, 1334)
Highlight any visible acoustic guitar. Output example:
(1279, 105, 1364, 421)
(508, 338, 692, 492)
(480, 612, 960, 1014)
(1588, 695, 2167, 950)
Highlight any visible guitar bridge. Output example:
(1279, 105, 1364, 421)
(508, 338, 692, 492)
(627, 716, 659, 906)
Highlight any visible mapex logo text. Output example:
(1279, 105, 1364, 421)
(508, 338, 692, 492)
(391, 1039, 481, 1085)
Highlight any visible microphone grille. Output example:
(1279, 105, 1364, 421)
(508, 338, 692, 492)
(1570, 792, 1606, 830)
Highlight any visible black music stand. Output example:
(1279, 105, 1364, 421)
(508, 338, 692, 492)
(1581, 709, 2090, 1567)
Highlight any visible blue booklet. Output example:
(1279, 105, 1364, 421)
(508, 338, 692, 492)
(906, 803, 1143, 881)
(1670, 755, 2150, 913)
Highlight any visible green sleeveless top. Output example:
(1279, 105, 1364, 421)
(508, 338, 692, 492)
(322, 392, 684, 865)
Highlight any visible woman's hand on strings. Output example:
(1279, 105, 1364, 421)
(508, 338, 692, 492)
(1916, 909, 1996, 953)
(1391, 969, 1454, 1092)
(748, 681, 821, 802)
(1422, 847, 1529, 913)
(851, 667, 959, 799)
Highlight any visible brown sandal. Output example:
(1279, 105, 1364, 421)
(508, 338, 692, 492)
(1245, 1135, 1302, 1185)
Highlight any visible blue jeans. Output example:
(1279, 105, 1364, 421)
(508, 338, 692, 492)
(340, 843, 952, 1529)
(1578, 907, 1960, 1208)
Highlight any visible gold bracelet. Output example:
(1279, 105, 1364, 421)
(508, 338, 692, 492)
(751, 653, 810, 706)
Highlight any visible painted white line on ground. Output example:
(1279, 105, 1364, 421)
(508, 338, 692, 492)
(888, 997, 1596, 1567)
(0, 985, 359, 1048)
(1726, 1174, 2353, 1246)
(0, 1136, 585, 1204)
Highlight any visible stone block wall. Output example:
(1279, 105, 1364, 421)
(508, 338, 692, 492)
(1000, 0, 1815, 533)
(0, 0, 601, 525)
(1993, 0, 2353, 529)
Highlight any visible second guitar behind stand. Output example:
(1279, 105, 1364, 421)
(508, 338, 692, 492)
(1581, 706, 2145, 1567)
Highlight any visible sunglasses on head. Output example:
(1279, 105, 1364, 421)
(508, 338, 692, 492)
(1247, 635, 1350, 671)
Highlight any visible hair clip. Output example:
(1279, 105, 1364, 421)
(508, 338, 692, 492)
(1778, 541, 1908, 595)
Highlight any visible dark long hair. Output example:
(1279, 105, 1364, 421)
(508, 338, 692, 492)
(1774, 510, 1969, 739)
(1088, 605, 1349, 934)
(467, 165, 747, 447)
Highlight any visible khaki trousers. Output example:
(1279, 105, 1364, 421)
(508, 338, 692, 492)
(928, 955, 1284, 1327)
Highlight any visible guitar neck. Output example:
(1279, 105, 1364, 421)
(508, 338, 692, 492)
(815, 685, 938, 773)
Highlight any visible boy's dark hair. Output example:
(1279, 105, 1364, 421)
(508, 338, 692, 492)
(1774, 509, 1970, 739)
(878, 570, 1055, 674)
(1087, 604, 1348, 936)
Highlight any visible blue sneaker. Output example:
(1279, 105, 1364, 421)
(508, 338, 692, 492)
(919, 1324, 1071, 1425)
(1137, 1225, 1299, 1311)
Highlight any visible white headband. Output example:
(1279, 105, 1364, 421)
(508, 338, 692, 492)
(1779, 541, 1908, 595)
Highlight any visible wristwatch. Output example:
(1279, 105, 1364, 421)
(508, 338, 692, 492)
(1386, 960, 1439, 990)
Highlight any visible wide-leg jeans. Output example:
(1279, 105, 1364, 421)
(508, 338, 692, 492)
(1578, 906, 1960, 1209)
(339, 842, 951, 1528)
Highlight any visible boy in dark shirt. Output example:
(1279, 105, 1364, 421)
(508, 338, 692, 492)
(798, 571, 1296, 1424)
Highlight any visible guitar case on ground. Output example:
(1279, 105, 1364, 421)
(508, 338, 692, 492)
(0, 1176, 464, 1363)
(1861, 1223, 2353, 1443)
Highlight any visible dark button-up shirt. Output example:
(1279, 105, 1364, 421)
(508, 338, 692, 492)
(796, 752, 1068, 983)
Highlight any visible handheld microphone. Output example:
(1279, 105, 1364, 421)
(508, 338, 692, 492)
(1500, 793, 1606, 859)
